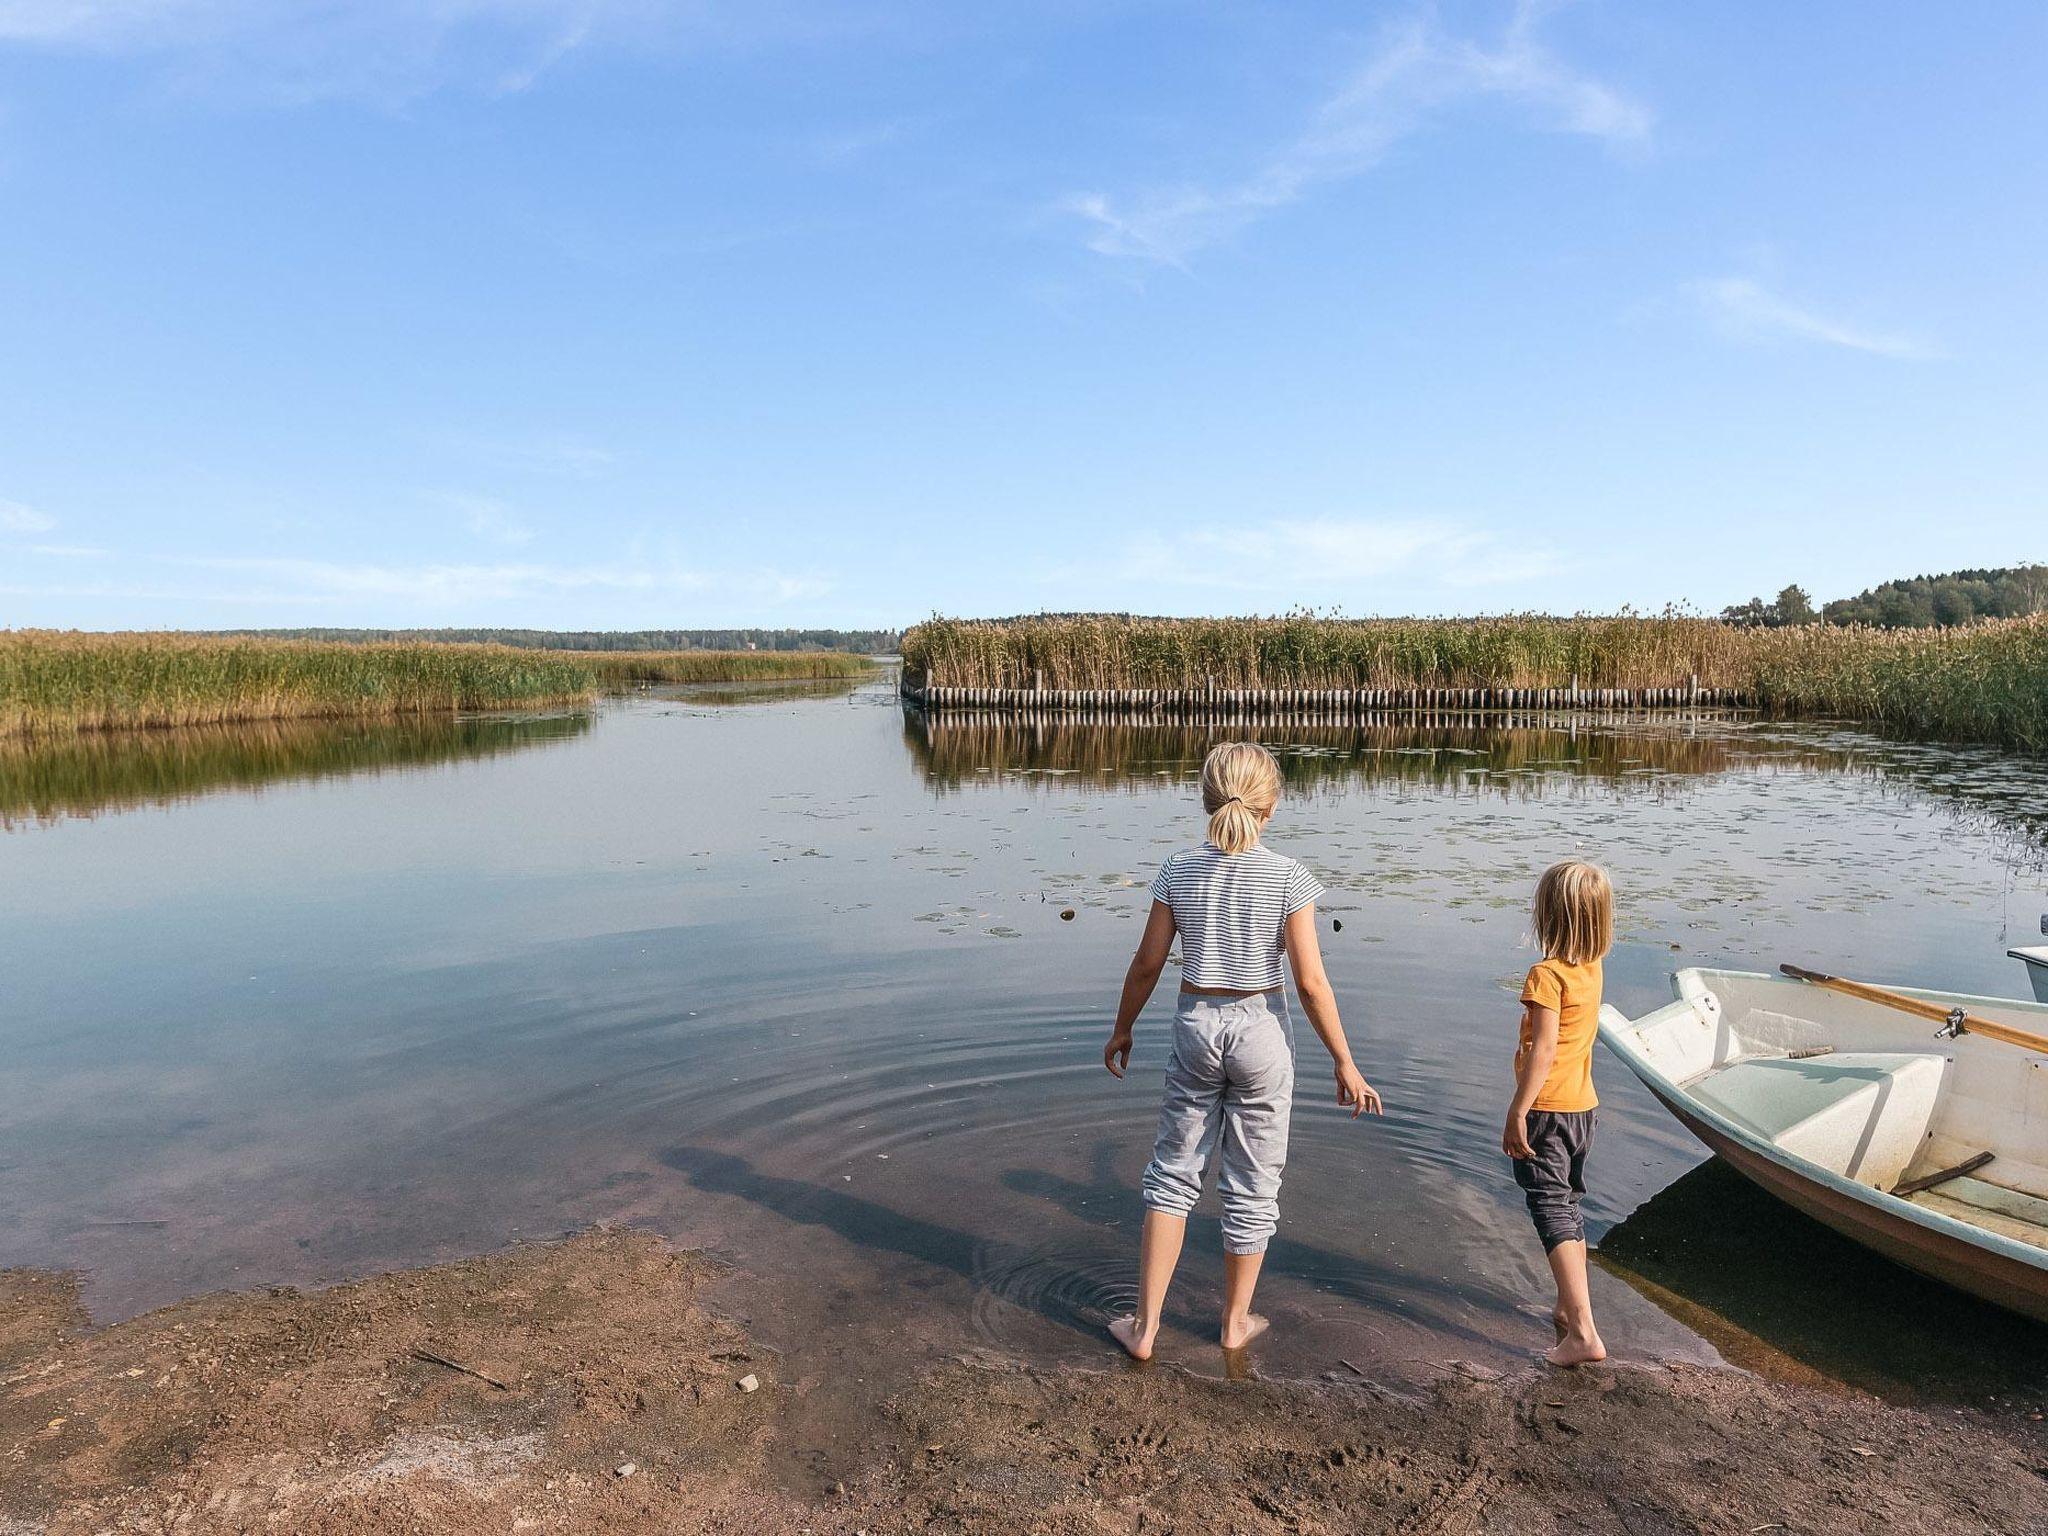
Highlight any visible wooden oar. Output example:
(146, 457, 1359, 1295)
(1779, 963, 2048, 1056)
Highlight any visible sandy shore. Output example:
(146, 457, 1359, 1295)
(4, 1228, 2045, 1535)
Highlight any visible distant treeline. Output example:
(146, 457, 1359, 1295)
(1722, 565, 2047, 629)
(208, 627, 902, 654)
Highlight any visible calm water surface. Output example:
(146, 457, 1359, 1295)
(5, 676, 2047, 1413)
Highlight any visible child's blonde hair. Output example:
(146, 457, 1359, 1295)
(1201, 741, 1283, 854)
(1534, 861, 1613, 965)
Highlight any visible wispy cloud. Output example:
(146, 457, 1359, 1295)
(0, 0, 607, 104)
(0, 1, 901, 107)
(811, 117, 911, 166)
(1097, 516, 1564, 598)
(1686, 276, 1933, 360)
(0, 497, 57, 534)
(443, 492, 535, 546)
(1064, 2, 1649, 266)
(176, 554, 831, 606)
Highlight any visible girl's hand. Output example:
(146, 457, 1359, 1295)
(1502, 1110, 1534, 1160)
(1336, 1062, 1382, 1118)
(1104, 1029, 1134, 1078)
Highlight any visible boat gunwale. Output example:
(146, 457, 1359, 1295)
(1598, 966, 2048, 1274)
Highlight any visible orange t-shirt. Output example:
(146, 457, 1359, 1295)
(1516, 957, 1602, 1113)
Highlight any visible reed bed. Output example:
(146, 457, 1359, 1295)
(576, 649, 875, 686)
(900, 614, 2048, 751)
(0, 632, 875, 736)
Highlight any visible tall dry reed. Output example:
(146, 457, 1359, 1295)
(900, 614, 2048, 750)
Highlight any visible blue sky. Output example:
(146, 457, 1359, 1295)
(1, 0, 2042, 630)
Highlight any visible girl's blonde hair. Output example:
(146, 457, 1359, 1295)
(1201, 741, 1283, 854)
(1534, 861, 1614, 966)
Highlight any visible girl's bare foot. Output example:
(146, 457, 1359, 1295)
(1545, 1331, 1606, 1367)
(1108, 1316, 1156, 1361)
(1552, 1308, 1570, 1343)
(1219, 1313, 1269, 1350)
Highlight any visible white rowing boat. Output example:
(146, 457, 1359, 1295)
(1600, 968, 2048, 1323)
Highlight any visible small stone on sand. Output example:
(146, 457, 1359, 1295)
(737, 1374, 760, 1393)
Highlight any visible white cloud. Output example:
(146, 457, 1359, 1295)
(176, 554, 831, 605)
(0, 497, 57, 533)
(1101, 516, 1563, 598)
(1687, 276, 1932, 360)
(0, 1, 900, 106)
(444, 493, 536, 546)
(0, 1, 605, 102)
(1065, 2, 1649, 266)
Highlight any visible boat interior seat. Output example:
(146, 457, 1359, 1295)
(1689, 1051, 1948, 1190)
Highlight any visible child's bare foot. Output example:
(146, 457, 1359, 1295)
(1219, 1313, 1269, 1350)
(1545, 1330, 1606, 1367)
(1108, 1316, 1156, 1361)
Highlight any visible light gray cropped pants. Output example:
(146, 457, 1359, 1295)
(1140, 989, 1296, 1255)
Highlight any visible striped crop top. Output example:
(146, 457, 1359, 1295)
(1148, 842, 1325, 991)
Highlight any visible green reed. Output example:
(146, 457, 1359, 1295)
(900, 614, 2048, 750)
(0, 632, 875, 735)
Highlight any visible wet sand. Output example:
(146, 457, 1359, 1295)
(5, 1228, 2045, 1535)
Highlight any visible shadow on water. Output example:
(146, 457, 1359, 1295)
(662, 1141, 1507, 1356)
(1001, 1139, 1510, 1354)
(0, 710, 591, 826)
(1595, 1157, 2048, 1409)
(659, 1145, 1126, 1343)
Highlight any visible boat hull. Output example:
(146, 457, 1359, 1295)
(1646, 1080, 2048, 1325)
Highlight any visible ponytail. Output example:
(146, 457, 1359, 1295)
(1200, 742, 1282, 854)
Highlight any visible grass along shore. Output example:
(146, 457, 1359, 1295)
(0, 631, 875, 735)
(901, 614, 2048, 750)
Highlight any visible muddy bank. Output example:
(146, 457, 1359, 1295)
(3, 1229, 2044, 1535)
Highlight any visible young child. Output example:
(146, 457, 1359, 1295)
(1502, 859, 1612, 1367)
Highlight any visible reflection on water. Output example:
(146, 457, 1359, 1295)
(907, 713, 1809, 795)
(0, 711, 590, 826)
(1597, 1158, 2048, 1408)
(2, 679, 2045, 1408)
(906, 710, 2048, 863)
(666, 676, 867, 708)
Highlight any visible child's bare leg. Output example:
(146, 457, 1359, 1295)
(1110, 1210, 1185, 1360)
(1543, 1240, 1605, 1366)
(1220, 1250, 1268, 1350)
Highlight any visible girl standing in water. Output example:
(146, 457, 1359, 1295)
(1103, 741, 1382, 1358)
(1502, 860, 1612, 1366)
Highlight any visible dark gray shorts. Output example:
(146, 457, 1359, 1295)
(1511, 1108, 1595, 1251)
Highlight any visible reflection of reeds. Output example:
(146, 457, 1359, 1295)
(901, 615, 2048, 750)
(906, 713, 1777, 795)
(0, 711, 590, 826)
(0, 632, 875, 735)
(903, 712, 2048, 859)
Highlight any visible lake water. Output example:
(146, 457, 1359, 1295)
(6, 674, 2047, 1420)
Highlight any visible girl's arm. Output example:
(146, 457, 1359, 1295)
(1502, 1003, 1559, 1158)
(1104, 900, 1176, 1077)
(1282, 904, 1382, 1118)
